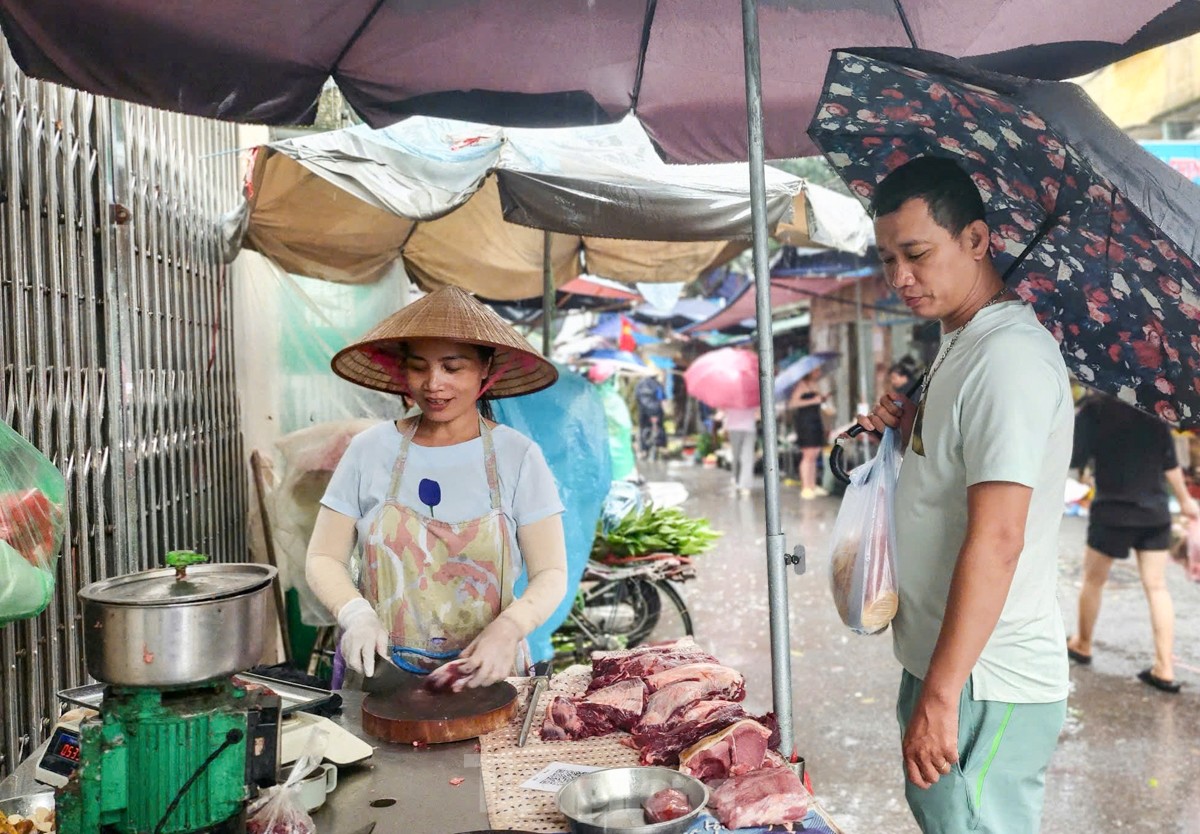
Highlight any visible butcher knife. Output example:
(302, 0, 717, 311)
(517, 661, 552, 747)
(361, 657, 411, 696)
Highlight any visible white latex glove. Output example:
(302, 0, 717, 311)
(456, 617, 522, 688)
(337, 597, 389, 678)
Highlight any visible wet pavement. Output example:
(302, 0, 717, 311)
(646, 459, 1200, 833)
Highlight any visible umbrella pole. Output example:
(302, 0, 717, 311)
(542, 230, 554, 356)
(741, 0, 795, 758)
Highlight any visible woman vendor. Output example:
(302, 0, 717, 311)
(306, 286, 567, 688)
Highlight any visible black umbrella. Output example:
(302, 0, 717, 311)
(809, 47, 1200, 427)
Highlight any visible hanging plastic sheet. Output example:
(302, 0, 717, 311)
(494, 366, 611, 663)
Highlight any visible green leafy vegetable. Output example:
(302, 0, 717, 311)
(593, 505, 721, 559)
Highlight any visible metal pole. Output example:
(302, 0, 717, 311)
(741, 0, 794, 757)
(542, 230, 554, 357)
(855, 278, 872, 460)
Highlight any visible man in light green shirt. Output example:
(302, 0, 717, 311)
(858, 157, 1071, 834)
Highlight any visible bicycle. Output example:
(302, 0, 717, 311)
(551, 552, 696, 667)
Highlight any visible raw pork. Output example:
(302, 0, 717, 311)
(588, 647, 718, 693)
(540, 680, 648, 741)
(635, 675, 746, 733)
(678, 719, 773, 781)
(631, 700, 747, 766)
(644, 663, 744, 696)
(710, 767, 810, 830)
(423, 659, 472, 693)
(643, 788, 691, 823)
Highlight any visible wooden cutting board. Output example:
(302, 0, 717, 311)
(361, 675, 519, 744)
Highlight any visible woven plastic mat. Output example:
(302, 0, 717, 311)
(480, 658, 844, 834)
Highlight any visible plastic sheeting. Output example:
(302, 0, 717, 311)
(225, 116, 802, 296)
(493, 366, 611, 663)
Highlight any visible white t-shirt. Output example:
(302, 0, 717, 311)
(321, 420, 564, 562)
(723, 407, 759, 433)
(892, 301, 1072, 704)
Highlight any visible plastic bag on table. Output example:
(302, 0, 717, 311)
(0, 419, 67, 626)
(827, 427, 900, 635)
(246, 728, 329, 834)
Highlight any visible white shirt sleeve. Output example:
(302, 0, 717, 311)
(959, 336, 1066, 489)
(321, 432, 367, 519)
(512, 441, 564, 527)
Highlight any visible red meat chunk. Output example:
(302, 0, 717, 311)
(710, 767, 810, 830)
(632, 700, 747, 766)
(423, 659, 473, 693)
(678, 719, 773, 781)
(643, 788, 691, 824)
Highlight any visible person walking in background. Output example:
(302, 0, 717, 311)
(1067, 394, 1199, 693)
(634, 371, 667, 459)
(788, 367, 828, 499)
(723, 406, 759, 496)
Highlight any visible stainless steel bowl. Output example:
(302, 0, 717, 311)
(556, 767, 708, 834)
(79, 563, 276, 687)
(0, 791, 54, 818)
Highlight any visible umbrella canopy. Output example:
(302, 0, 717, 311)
(578, 349, 655, 377)
(560, 276, 642, 301)
(808, 47, 1200, 426)
(2, 3, 1196, 163)
(684, 348, 760, 409)
(775, 352, 841, 399)
(226, 115, 803, 296)
(686, 273, 875, 334)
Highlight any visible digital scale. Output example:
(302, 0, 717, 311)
(35, 673, 347, 791)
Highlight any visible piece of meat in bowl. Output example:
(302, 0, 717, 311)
(423, 659, 473, 694)
(643, 788, 691, 824)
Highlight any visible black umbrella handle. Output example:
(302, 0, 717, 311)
(828, 374, 923, 485)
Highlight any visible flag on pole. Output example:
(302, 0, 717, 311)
(618, 316, 636, 352)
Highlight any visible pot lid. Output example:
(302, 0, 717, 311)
(79, 563, 276, 606)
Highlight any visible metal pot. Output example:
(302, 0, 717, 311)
(78, 563, 276, 687)
(556, 767, 708, 834)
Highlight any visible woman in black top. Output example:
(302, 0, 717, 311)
(788, 368, 827, 500)
(1067, 394, 1198, 692)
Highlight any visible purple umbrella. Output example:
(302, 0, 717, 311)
(0, 2, 1195, 162)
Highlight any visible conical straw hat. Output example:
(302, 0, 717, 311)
(331, 286, 558, 399)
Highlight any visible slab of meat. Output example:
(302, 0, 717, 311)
(643, 788, 691, 824)
(540, 680, 648, 741)
(588, 648, 719, 693)
(631, 700, 747, 766)
(540, 695, 586, 741)
(644, 662, 744, 696)
(574, 679, 647, 732)
(710, 767, 810, 830)
(678, 719, 774, 781)
(423, 659, 473, 693)
(635, 674, 747, 733)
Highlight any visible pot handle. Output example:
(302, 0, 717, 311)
(166, 550, 209, 579)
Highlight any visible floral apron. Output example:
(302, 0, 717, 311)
(359, 417, 529, 675)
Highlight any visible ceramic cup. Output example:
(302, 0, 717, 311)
(282, 762, 338, 812)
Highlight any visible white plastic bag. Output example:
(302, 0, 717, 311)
(246, 728, 329, 834)
(827, 427, 900, 634)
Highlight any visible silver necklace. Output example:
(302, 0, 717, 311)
(911, 286, 1012, 456)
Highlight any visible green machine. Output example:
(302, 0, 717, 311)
(55, 554, 281, 834)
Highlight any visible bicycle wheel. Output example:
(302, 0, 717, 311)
(643, 579, 694, 644)
(585, 577, 662, 645)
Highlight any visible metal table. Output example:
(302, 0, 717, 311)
(313, 690, 491, 834)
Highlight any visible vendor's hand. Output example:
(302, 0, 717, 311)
(854, 393, 915, 439)
(337, 597, 389, 678)
(456, 617, 522, 688)
(902, 690, 960, 790)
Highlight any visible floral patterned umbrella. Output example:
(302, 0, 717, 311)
(808, 48, 1200, 426)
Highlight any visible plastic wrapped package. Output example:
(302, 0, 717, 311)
(0, 419, 67, 625)
(494, 364, 611, 663)
(246, 729, 328, 834)
(268, 419, 380, 626)
(1172, 517, 1200, 583)
(827, 428, 900, 635)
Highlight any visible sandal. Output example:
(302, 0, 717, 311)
(1066, 643, 1092, 666)
(1137, 668, 1182, 694)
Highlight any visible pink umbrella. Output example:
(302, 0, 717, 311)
(684, 348, 760, 410)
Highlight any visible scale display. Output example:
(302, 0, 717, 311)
(36, 724, 82, 786)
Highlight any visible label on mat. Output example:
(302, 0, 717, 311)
(519, 762, 603, 792)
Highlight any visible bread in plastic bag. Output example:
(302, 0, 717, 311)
(0, 419, 67, 625)
(246, 728, 329, 834)
(827, 427, 900, 634)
